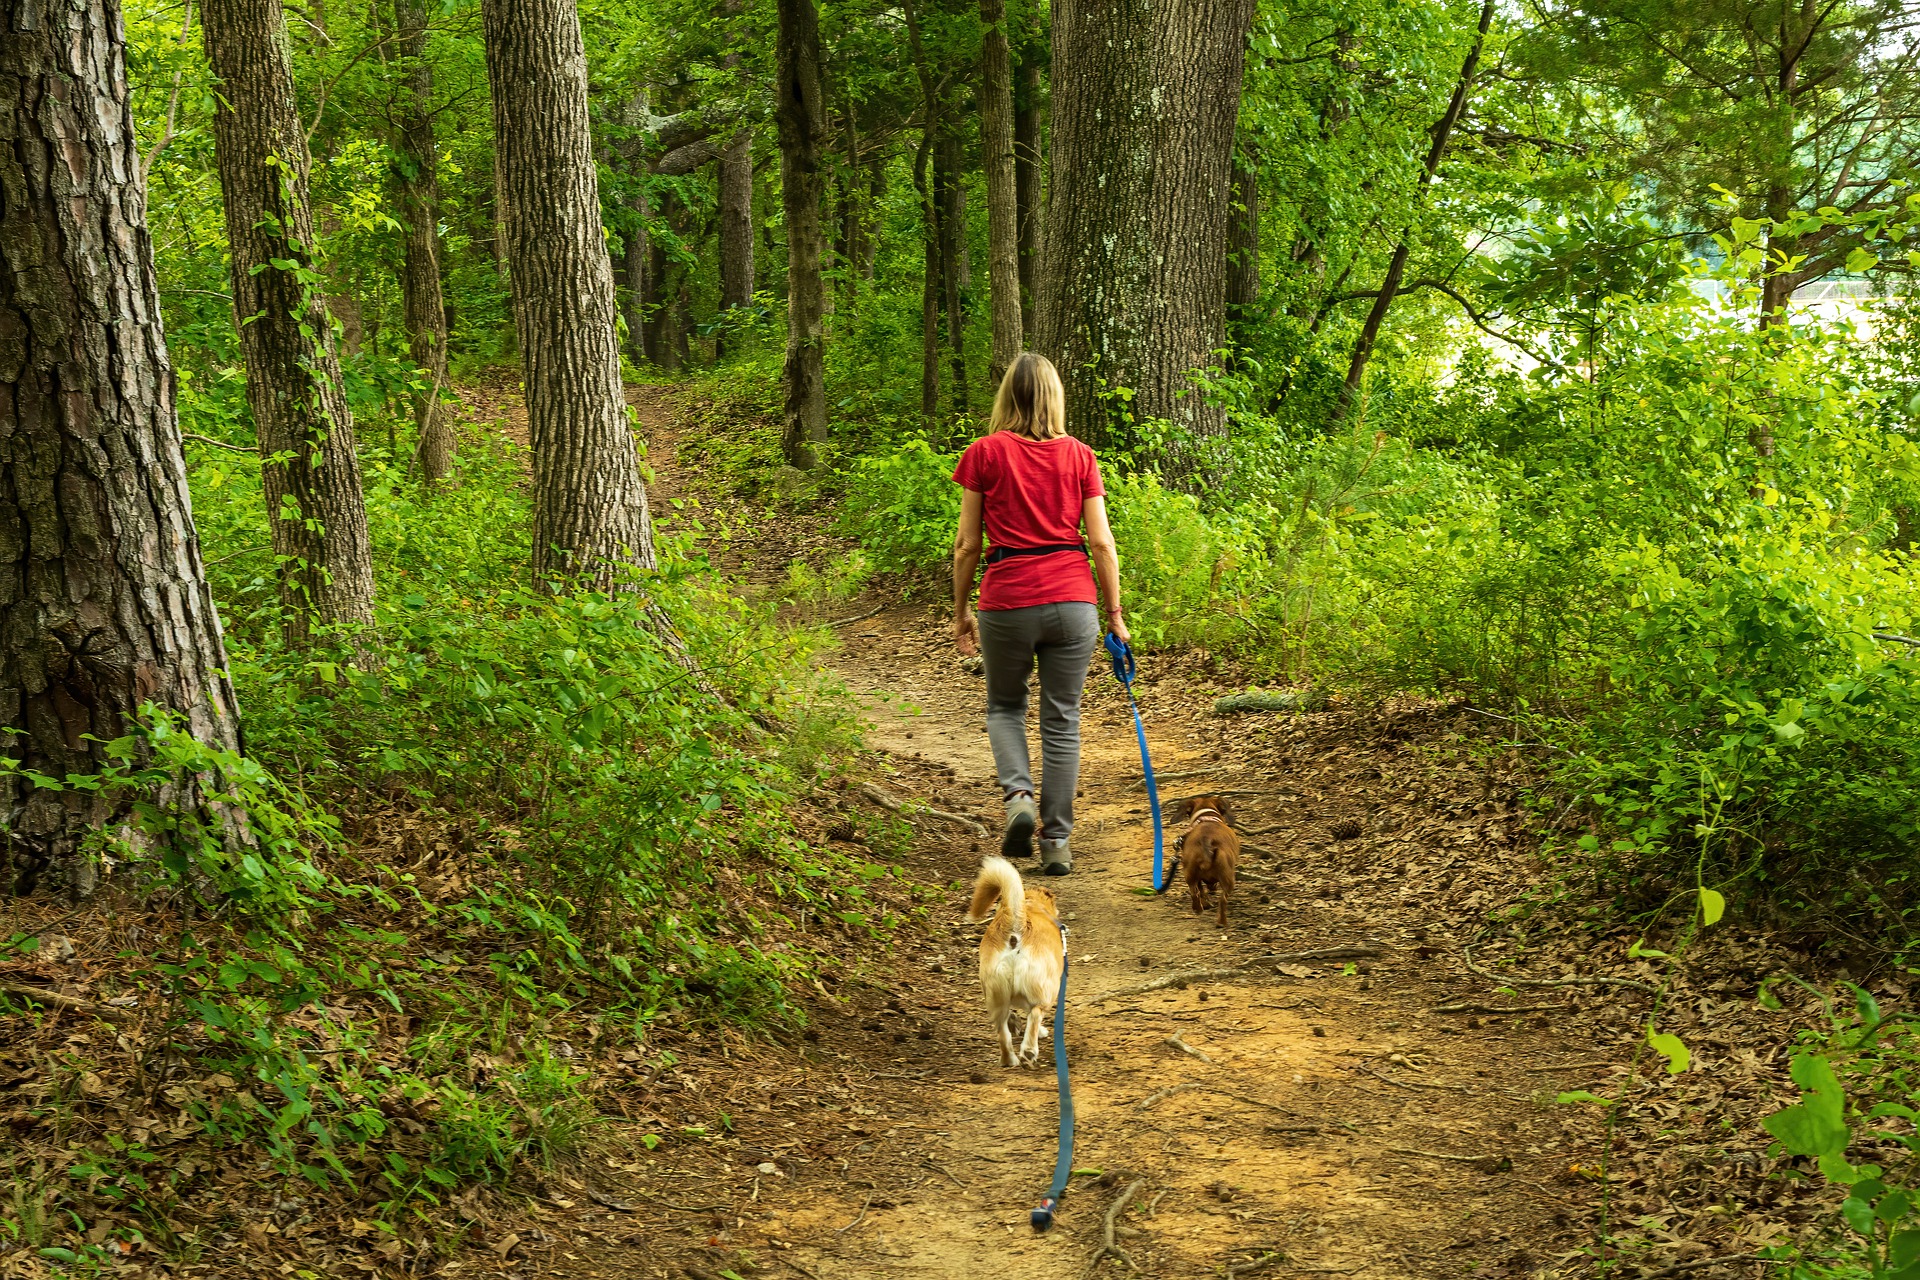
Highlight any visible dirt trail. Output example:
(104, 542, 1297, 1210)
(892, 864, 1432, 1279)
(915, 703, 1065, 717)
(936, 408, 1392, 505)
(561, 385, 1620, 1280)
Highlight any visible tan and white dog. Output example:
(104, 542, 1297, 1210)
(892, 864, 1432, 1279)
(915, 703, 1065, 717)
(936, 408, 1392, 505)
(965, 856, 1065, 1068)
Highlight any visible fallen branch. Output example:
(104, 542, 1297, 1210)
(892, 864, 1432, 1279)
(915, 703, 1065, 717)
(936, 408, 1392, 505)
(1429, 1001, 1567, 1015)
(1637, 1253, 1775, 1279)
(1523, 1060, 1618, 1073)
(1085, 1179, 1144, 1278)
(827, 604, 888, 628)
(1226, 1248, 1289, 1278)
(858, 781, 989, 839)
(0, 982, 132, 1024)
(585, 1188, 637, 1212)
(1135, 1082, 1301, 1117)
(1272, 945, 1384, 962)
(1092, 968, 1250, 1002)
(1165, 1034, 1213, 1063)
(633, 1191, 730, 1213)
(1387, 1145, 1501, 1165)
(1360, 1066, 1467, 1093)
(834, 1191, 876, 1235)
(1461, 943, 1657, 994)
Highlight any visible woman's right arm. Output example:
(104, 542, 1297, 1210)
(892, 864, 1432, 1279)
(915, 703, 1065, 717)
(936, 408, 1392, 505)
(1083, 496, 1128, 644)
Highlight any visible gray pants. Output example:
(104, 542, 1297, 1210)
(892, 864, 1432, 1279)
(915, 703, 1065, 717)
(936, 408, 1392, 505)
(977, 601, 1099, 841)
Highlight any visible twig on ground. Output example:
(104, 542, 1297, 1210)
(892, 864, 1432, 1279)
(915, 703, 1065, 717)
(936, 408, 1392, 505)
(1523, 1060, 1618, 1073)
(1093, 968, 1250, 1001)
(585, 1188, 637, 1212)
(835, 1191, 876, 1235)
(1429, 1001, 1568, 1015)
(1084, 1179, 1145, 1278)
(1461, 943, 1657, 994)
(1136, 1081, 1303, 1117)
(858, 781, 989, 839)
(1386, 1145, 1498, 1164)
(1636, 1253, 1775, 1278)
(633, 1192, 729, 1213)
(1226, 1248, 1288, 1277)
(0, 982, 132, 1023)
(1360, 1066, 1466, 1093)
(1165, 1034, 1214, 1063)
(921, 1160, 967, 1187)
(1271, 945, 1385, 962)
(827, 604, 888, 628)
(1131, 769, 1229, 786)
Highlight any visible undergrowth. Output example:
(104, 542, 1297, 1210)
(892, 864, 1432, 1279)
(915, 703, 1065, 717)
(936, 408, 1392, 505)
(0, 406, 906, 1274)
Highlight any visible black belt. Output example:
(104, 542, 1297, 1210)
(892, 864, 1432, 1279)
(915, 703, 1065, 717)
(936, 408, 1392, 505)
(984, 542, 1088, 565)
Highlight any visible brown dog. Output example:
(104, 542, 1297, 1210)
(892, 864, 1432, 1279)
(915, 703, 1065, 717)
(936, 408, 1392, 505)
(1177, 795, 1239, 927)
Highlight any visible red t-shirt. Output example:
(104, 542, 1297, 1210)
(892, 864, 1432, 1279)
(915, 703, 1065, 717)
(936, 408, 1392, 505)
(952, 430, 1106, 611)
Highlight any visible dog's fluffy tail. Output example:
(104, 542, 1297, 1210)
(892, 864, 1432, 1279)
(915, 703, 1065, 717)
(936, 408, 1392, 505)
(966, 856, 1026, 941)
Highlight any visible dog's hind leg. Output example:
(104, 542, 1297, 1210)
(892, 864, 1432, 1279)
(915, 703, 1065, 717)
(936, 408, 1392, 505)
(1217, 883, 1230, 927)
(990, 1000, 1018, 1068)
(1019, 1007, 1046, 1066)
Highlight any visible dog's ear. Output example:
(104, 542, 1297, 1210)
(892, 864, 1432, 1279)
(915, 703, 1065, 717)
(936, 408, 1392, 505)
(1176, 796, 1196, 821)
(1218, 797, 1236, 827)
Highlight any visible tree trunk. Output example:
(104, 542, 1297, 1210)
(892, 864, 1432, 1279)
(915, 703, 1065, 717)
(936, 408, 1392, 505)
(718, 129, 755, 318)
(937, 129, 970, 418)
(979, 0, 1023, 385)
(862, 152, 884, 279)
(913, 128, 942, 426)
(1, 0, 245, 897)
(1014, 49, 1042, 340)
(1036, 0, 1256, 472)
(1227, 153, 1260, 330)
(482, 0, 657, 586)
(644, 199, 685, 371)
(203, 0, 377, 642)
(623, 199, 650, 365)
(1332, 0, 1493, 427)
(395, 0, 455, 485)
(775, 0, 829, 468)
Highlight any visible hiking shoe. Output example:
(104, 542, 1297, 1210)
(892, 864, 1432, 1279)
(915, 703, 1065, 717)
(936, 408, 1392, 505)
(1039, 838, 1072, 876)
(1001, 794, 1037, 858)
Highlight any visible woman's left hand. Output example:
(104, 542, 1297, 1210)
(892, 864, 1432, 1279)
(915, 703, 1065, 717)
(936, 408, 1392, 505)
(954, 610, 980, 656)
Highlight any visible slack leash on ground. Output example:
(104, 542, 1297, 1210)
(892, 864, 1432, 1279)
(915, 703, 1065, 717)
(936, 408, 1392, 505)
(1103, 633, 1170, 894)
(1031, 919, 1075, 1232)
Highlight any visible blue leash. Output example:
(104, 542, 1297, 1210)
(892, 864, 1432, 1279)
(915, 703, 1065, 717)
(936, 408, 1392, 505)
(1103, 633, 1169, 893)
(1030, 928, 1072, 1231)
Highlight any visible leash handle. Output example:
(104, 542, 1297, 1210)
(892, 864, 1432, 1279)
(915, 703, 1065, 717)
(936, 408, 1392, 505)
(1103, 631, 1136, 686)
(1031, 932, 1073, 1231)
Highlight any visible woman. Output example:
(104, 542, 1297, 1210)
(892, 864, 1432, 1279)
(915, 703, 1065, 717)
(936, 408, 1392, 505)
(952, 353, 1128, 877)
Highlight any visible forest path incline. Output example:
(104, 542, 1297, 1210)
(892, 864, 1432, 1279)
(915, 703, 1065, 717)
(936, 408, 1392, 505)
(617, 386, 1608, 1279)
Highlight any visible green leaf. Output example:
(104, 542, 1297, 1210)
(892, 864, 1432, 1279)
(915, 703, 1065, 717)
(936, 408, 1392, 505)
(1555, 1090, 1617, 1108)
(1763, 1053, 1850, 1158)
(1647, 1030, 1690, 1074)
(1847, 245, 1879, 273)
(1698, 887, 1725, 926)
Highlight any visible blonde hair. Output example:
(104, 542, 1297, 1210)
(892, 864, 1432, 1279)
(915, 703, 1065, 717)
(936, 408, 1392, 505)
(989, 352, 1067, 440)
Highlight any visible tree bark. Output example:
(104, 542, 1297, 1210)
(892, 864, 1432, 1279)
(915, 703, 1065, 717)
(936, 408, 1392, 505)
(717, 0, 755, 343)
(623, 200, 650, 365)
(1036, 0, 1256, 473)
(979, 0, 1023, 385)
(912, 128, 942, 426)
(482, 0, 657, 586)
(937, 128, 970, 418)
(775, 0, 829, 468)
(1333, 0, 1493, 426)
(394, 0, 455, 485)
(1, 0, 244, 897)
(1227, 153, 1260, 330)
(1014, 47, 1042, 341)
(203, 0, 377, 643)
(718, 130, 755, 315)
